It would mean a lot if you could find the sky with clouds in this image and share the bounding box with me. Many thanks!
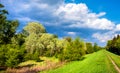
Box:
[1,0,120,46]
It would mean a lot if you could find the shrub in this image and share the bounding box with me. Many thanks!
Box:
[24,51,40,62]
[0,44,25,68]
[59,37,86,61]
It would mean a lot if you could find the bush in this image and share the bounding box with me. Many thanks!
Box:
[59,37,86,61]
[86,43,94,54]
[5,49,20,67]
[24,51,40,62]
[0,44,25,68]
[0,45,7,66]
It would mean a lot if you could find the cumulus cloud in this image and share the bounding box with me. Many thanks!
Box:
[92,23,120,43]
[115,24,120,31]
[2,0,120,45]
[55,3,89,21]
[92,33,112,42]
[92,31,120,43]
[55,3,115,30]
[2,0,63,23]
[2,0,117,30]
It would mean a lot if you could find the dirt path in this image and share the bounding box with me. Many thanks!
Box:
[107,55,120,73]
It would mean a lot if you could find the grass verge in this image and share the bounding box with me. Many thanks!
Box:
[41,50,117,73]
[106,50,120,68]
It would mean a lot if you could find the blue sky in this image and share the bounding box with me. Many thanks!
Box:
[1,0,120,46]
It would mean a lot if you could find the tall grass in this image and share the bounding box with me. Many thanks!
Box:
[4,57,62,73]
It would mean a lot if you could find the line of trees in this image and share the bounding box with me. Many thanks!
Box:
[106,35,120,55]
[0,3,101,68]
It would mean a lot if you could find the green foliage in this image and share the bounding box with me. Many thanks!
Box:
[5,48,20,67]
[23,22,64,62]
[93,43,100,52]
[42,50,117,73]
[0,3,19,44]
[0,45,7,66]
[106,35,120,55]
[39,34,63,57]
[0,4,26,68]
[21,22,45,60]
[86,42,94,54]
[24,52,40,62]
[0,44,25,67]
[11,33,25,46]
[64,37,72,42]
[24,22,46,35]
[59,37,86,61]
[25,33,39,54]
[33,51,41,62]
[24,22,46,55]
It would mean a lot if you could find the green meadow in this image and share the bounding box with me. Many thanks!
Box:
[41,50,118,73]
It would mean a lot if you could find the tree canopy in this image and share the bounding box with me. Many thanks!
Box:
[0,4,19,44]
[106,35,120,55]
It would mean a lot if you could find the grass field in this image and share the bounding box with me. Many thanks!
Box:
[41,50,118,73]
[106,51,120,68]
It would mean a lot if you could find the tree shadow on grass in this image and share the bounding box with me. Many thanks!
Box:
[79,56,86,61]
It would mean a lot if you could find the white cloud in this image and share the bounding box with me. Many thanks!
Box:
[55,3,89,21]
[67,32,76,35]
[92,33,111,42]
[67,31,77,38]
[3,1,117,30]
[92,31,119,43]
[89,18,115,30]
[115,24,120,31]
[97,12,106,17]
[2,0,120,45]
[55,3,115,30]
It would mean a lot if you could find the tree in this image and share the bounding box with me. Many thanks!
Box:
[107,35,120,55]
[59,37,86,61]
[24,51,40,62]
[93,43,99,52]
[0,44,25,68]
[24,22,46,35]
[64,37,72,42]
[11,33,25,47]
[86,42,94,54]
[0,3,25,68]
[0,3,19,44]
[5,48,20,67]
[0,45,7,66]
[39,33,59,56]
[24,22,46,54]
[25,33,38,54]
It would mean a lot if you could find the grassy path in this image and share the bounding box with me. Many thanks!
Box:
[106,51,120,68]
[41,50,118,73]
[107,55,120,73]
[105,51,120,73]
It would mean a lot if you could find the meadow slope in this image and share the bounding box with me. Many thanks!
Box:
[41,50,118,73]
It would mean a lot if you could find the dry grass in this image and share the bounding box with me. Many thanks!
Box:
[5,58,65,73]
